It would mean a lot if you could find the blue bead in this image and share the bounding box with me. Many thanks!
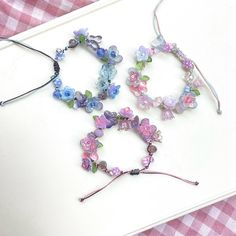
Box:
[110,51,116,58]
[53,77,62,88]
[53,90,61,99]
[97,48,106,58]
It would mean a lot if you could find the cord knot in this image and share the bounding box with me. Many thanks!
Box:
[53,61,60,74]
[130,169,140,176]
[0,101,4,107]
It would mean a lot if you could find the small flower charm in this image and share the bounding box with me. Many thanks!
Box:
[119,107,134,118]
[107,84,120,99]
[136,46,150,62]
[85,97,103,113]
[107,46,123,64]
[137,95,153,110]
[80,136,98,154]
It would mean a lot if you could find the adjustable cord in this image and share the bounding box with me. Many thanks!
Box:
[0,37,60,106]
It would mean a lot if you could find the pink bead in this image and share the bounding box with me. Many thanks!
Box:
[89,152,99,161]
[142,156,154,167]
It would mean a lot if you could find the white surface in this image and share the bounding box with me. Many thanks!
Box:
[0,0,236,236]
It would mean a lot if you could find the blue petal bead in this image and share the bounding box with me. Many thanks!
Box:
[99,64,117,81]
[53,90,62,99]
[60,86,75,101]
[107,84,120,99]
[55,49,65,61]
[53,77,62,88]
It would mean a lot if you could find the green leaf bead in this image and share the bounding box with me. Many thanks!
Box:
[93,115,98,120]
[97,142,103,148]
[79,35,86,44]
[191,88,200,96]
[147,57,152,63]
[136,61,145,70]
[92,162,98,173]
[85,90,93,98]
[66,100,74,108]
[140,75,150,81]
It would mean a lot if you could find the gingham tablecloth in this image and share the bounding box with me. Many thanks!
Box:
[1,1,236,235]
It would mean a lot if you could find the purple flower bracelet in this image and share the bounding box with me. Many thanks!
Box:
[53,28,123,113]
[79,107,198,202]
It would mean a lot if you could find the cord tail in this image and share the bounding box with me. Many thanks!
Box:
[79,170,198,202]
[79,171,129,202]
[140,170,199,185]
[194,61,222,115]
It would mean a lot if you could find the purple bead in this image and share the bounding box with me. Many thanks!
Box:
[109,167,121,176]
[98,161,107,171]
[182,59,194,70]
[147,144,157,154]
[94,129,104,137]
[142,156,154,167]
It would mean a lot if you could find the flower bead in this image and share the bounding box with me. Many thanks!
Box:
[131,115,139,129]
[60,86,75,101]
[162,97,178,110]
[95,115,110,129]
[82,158,92,171]
[96,78,110,92]
[53,90,62,99]
[104,111,118,128]
[107,46,123,64]
[161,109,175,120]
[137,95,153,110]
[99,64,117,81]
[55,49,65,61]
[107,84,120,99]
[152,97,162,108]
[179,92,197,109]
[75,92,87,108]
[137,118,158,143]
[74,28,89,37]
[127,68,141,87]
[130,82,147,97]
[118,120,131,131]
[80,136,98,154]
[136,46,150,62]
[53,77,62,88]
[85,97,103,113]
[119,107,134,118]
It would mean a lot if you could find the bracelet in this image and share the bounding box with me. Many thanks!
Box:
[79,107,198,202]
[53,28,123,113]
[127,41,203,120]
[0,37,60,107]
[126,0,222,120]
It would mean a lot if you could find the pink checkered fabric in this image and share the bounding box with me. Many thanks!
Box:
[139,196,236,236]
[1,1,236,235]
[0,0,96,37]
